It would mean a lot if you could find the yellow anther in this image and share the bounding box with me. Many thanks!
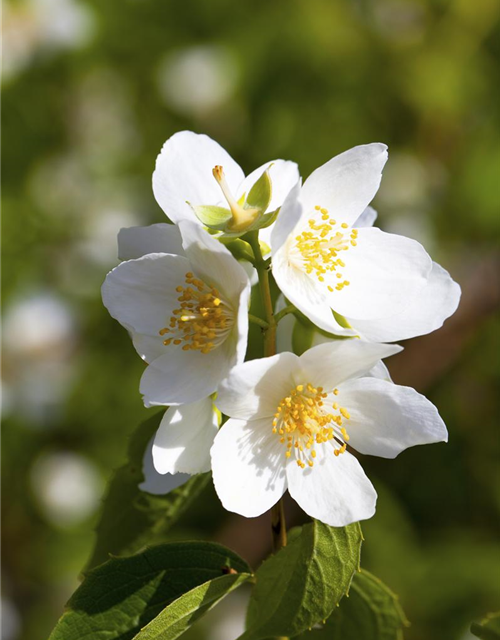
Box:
[293,207,358,289]
[272,382,350,471]
[159,274,232,354]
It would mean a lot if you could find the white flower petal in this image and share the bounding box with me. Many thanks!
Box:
[349,262,461,342]
[117,224,185,261]
[297,340,402,390]
[365,360,392,382]
[101,253,191,336]
[178,220,250,301]
[140,436,191,495]
[153,131,244,224]
[211,417,287,518]
[216,352,300,420]
[270,181,303,253]
[140,346,229,406]
[325,227,432,320]
[286,450,377,526]
[152,398,219,474]
[272,251,355,335]
[131,332,166,363]
[338,377,448,458]
[237,159,300,213]
[353,206,377,228]
[300,143,388,227]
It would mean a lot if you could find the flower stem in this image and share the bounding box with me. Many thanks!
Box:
[274,304,296,325]
[248,314,269,329]
[246,232,288,557]
[246,232,277,358]
[270,499,287,553]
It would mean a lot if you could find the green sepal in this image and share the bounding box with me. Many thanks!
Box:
[190,204,233,230]
[220,237,255,263]
[245,167,272,212]
[332,309,354,330]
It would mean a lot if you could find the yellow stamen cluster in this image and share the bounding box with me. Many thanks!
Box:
[293,205,358,291]
[272,382,351,470]
[159,272,232,354]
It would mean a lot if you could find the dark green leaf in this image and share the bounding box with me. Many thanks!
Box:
[240,520,363,639]
[86,413,210,570]
[471,612,500,640]
[50,542,252,640]
[298,569,409,640]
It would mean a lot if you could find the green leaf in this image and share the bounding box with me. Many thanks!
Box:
[190,204,232,230]
[245,168,272,212]
[240,520,363,639]
[86,413,210,570]
[471,612,500,640]
[50,542,252,640]
[298,569,409,639]
[133,572,250,640]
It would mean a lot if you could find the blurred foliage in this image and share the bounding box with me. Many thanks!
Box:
[2,1,499,639]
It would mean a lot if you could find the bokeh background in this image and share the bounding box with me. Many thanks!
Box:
[2,0,500,638]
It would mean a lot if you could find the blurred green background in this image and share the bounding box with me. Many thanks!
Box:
[2,0,500,638]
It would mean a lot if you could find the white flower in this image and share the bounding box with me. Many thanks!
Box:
[152,130,299,232]
[211,341,447,527]
[140,436,191,496]
[102,220,251,405]
[271,145,460,341]
[152,396,220,474]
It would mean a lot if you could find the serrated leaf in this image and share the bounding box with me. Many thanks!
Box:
[50,542,252,640]
[240,520,362,639]
[245,168,272,212]
[190,204,232,230]
[471,612,500,640]
[298,569,409,640]
[86,413,210,570]
[133,572,250,640]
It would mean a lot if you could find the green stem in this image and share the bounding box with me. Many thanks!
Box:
[248,314,269,330]
[274,304,296,325]
[246,232,277,358]
[247,232,288,561]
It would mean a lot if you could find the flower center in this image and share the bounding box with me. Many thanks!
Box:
[159,272,233,354]
[291,205,358,292]
[272,382,351,469]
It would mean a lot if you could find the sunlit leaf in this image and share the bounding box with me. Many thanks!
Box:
[240,520,363,639]
[49,542,251,640]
